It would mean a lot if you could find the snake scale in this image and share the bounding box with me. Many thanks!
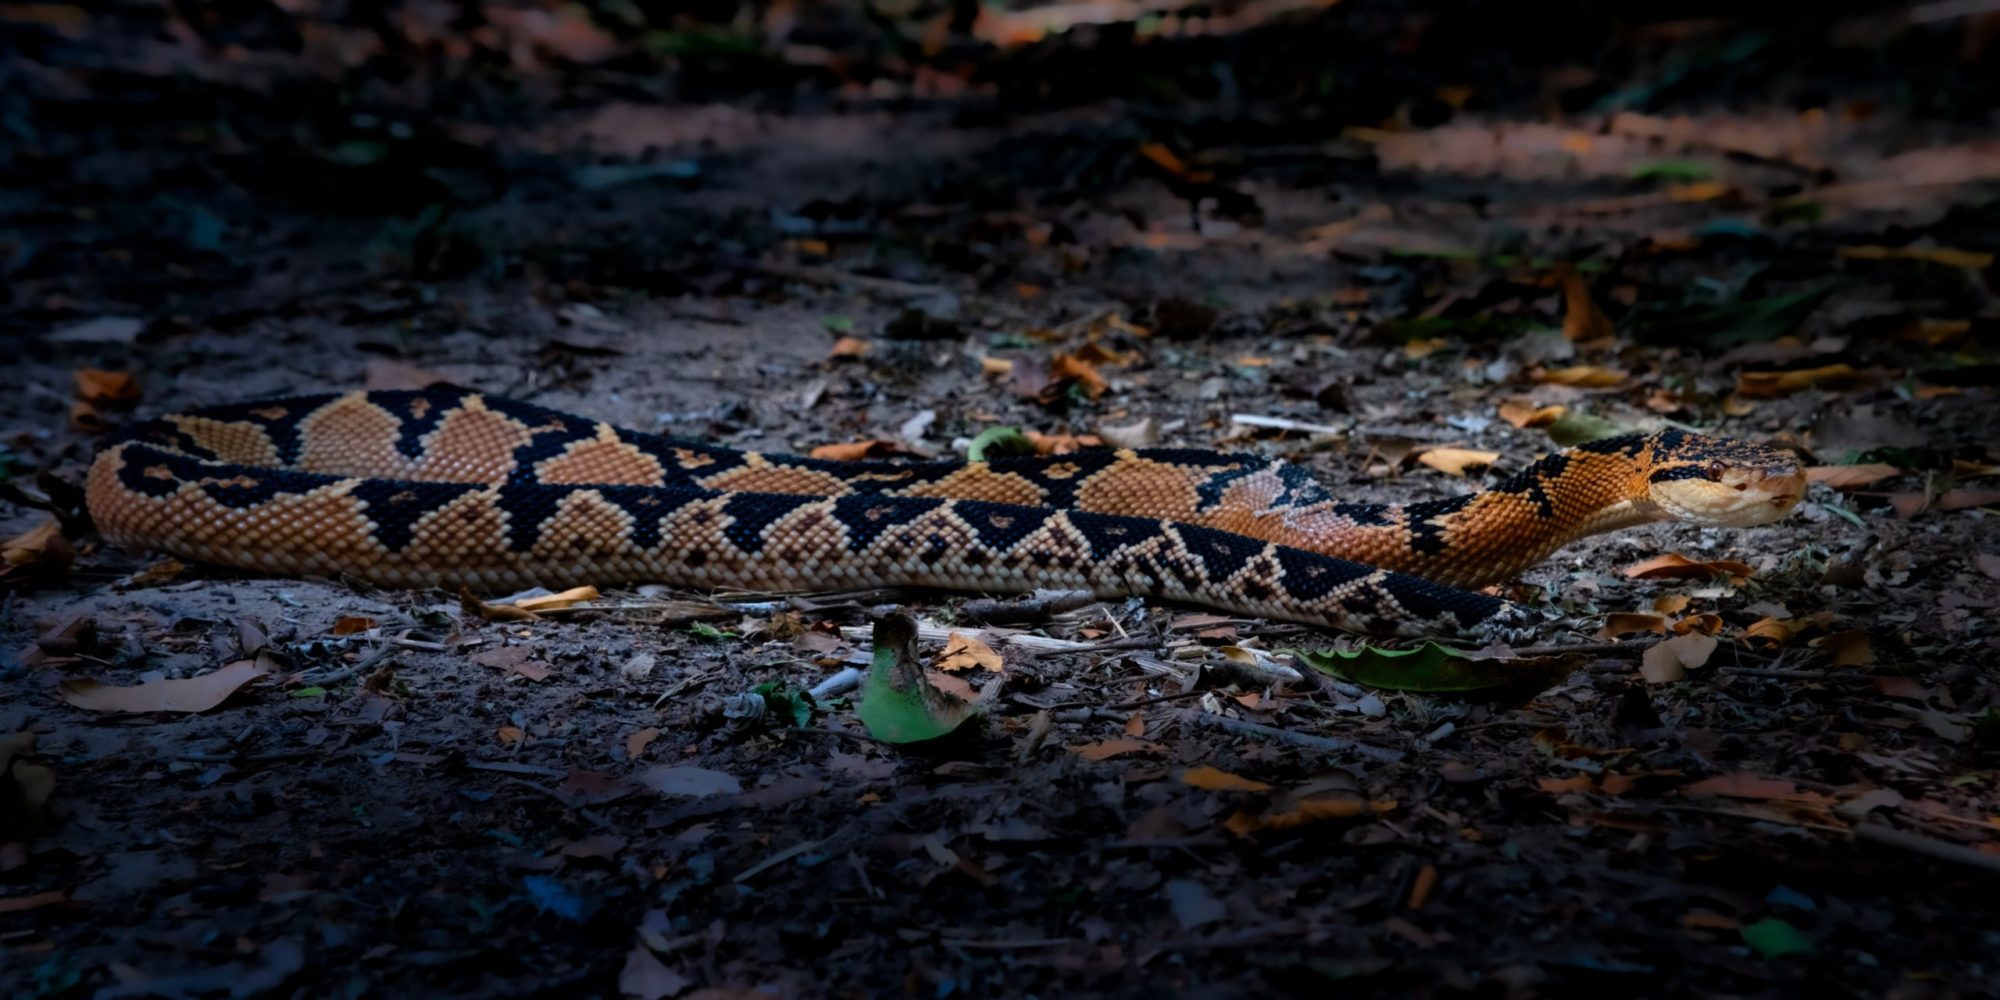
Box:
[84,388,1806,638]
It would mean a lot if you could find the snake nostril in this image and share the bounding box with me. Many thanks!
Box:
[1734,483,1748,492]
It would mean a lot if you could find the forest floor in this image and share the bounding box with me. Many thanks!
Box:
[3,3,1999,997]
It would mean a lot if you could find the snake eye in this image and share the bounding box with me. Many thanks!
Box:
[1706,461,1726,481]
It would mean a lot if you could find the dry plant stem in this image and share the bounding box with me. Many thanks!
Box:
[1178,710,1404,764]
[1854,824,2000,877]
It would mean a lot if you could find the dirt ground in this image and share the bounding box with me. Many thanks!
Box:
[4,3,2000,997]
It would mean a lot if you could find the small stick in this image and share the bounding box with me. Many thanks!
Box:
[1179,710,1403,764]
[1854,824,2000,877]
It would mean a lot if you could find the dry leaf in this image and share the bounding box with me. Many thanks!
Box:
[497,726,525,746]
[1181,766,1273,793]
[1047,353,1109,398]
[363,359,450,391]
[1938,489,2000,511]
[1069,739,1163,761]
[1806,464,1901,489]
[1538,775,1594,794]
[1537,365,1627,388]
[1073,342,1137,366]
[1811,630,1874,667]
[1497,398,1567,428]
[1,520,74,581]
[828,336,870,360]
[1745,617,1799,648]
[73,368,141,405]
[1229,796,1395,834]
[1735,364,1872,399]
[936,633,1003,673]
[1672,613,1724,636]
[926,670,977,700]
[59,659,270,713]
[1680,774,1825,803]
[1976,554,2000,581]
[979,356,1014,377]
[1416,448,1500,477]
[1641,633,1719,683]
[1558,265,1615,342]
[515,586,600,612]
[1623,553,1755,582]
[1024,430,1104,455]
[1652,594,1693,614]
[1838,244,1994,269]
[1597,612,1669,639]
[330,616,378,636]
[1096,417,1160,450]
[460,588,540,622]
[626,727,661,759]
[808,439,915,461]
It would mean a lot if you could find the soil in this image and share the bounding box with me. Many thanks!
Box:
[3,3,1999,997]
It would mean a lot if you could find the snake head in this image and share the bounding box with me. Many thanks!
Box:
[1644,434,1805,528]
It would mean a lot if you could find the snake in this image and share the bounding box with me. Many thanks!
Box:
[82,388,1806,638]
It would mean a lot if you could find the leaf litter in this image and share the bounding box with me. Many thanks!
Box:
[4,4,1999,996]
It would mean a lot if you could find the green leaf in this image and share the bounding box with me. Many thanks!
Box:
[689,621,737,641]
[966,427,1034,462]
[1543,410,1641,448]
[753,681,815,728]
[856,614,982,743]
[290,687,328,699]
[821,315,855,333]
[1289,642,1585,694]
[1629,284,1840,349]
[1740,917,1815,958]
[1629,159,1713,182]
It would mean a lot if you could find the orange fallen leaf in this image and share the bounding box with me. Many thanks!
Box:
[1024,429,1104,455]
[1641,632,1718,683]
[828,336,871,360]
[460,588,540,622]
[809,439,916,461]
[330,616,378,636]
[73,368,141,405]
[626,726,661,759]
[1538,775,1595,794]
[1073,342,1137,366]
[1745,617,1798,648]
[1680,773,1824,803]
[1735,364,1872,399]
[1497,398,1567,429]
[1402,338,1449,360]
[1,520,74,581]
[1408,863,1438,910]
[1181,765,1273,793]
[1672,613,1724,636]
[936,633,1003,673]
[1558,265,1615,343]
[1597,612,1669,639]
[926,670,977,700]
[1811,630,1874,667]
[1623,553,1755,582]
[363,359,451,391]
[1537,365,1627,388]
[1047,353,1109,399]
[1070,738,1163,761]
[1416,448,1500,477]
[1652,594,1693,614]
[1938,489,2000,511]
[59,659,271,713]
[980,356,1014,377]
[1230,796,1396,834]
[1806,464,1901,489]
[497,725,525,746]
[1838,245,1994,270]
[515,586,600,612]
[1125,712,1146,737]
[0,890,69,915]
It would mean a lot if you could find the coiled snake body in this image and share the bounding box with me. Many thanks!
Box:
[85,389,1805,637]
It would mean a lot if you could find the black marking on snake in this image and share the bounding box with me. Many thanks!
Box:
[191,394,338,466]
[1177,524,1265,581]
[1381,572,1502,626]
[1272,463,1333,508]
[1274,545,1374,601]
[1192,463,1260,512]
[112,419,217,461]
[115,445,211,499]
[370,389,466,459]
[594,485,706,550]
[350,478,483,551]
[831,493,946,551]
[1005,450,1119,508]
[1649,465,1708,483]
[483,396,603,474]
[1134,448,1246,468]
[1575,433,1648,457]
[616,428,751,485]
[1333,502,1395,527]
[721,492,820,553]
[953,500,1056,552]
[1402,494,1474,555]
[1067,511,1159,561]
